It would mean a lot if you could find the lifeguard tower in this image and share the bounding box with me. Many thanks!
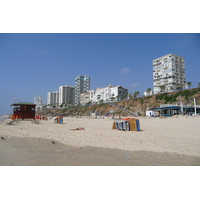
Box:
[11,102,36,120]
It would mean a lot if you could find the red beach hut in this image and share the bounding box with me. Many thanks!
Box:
[11,102,36,120]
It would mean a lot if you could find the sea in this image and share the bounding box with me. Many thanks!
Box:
[0,115,10,121]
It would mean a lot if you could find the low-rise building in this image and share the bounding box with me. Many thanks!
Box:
[144,91,154,97]
[80,92,90,105]
[89,84,128,104]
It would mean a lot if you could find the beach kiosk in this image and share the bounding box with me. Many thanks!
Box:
[11,102,36,120]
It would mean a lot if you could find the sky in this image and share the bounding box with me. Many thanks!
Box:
[0,33,200,115]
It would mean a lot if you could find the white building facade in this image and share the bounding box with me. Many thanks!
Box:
[80,92,90,105]
[47,91,59,107]
[89,84,128,104]
[59,85,75,106]
[144,91,154,97]
[75,75,90,105]
[34,95,45,111]
[153,53,186,94]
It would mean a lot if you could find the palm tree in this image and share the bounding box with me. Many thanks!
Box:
[146,88,152,96]
[159,85,166,93]
[198,82,200,88]
[86,101,92,106]
[99,99,104,104]
[116,95,119,101]
[133,91,140,98]
[176,86,183,91]
[124,91,128,100]
[110,97,116,102]
[128,93,133,99]
[170,86,174,92]
[187,82,192,89]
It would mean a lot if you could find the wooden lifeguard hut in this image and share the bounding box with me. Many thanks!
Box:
[11,102,36,120]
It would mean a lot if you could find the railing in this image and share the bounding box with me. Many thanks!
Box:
[112,104,138,117]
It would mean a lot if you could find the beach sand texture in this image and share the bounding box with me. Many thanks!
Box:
[1,116,200,156]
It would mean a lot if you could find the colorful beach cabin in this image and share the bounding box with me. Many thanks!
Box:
[11,102,36,120]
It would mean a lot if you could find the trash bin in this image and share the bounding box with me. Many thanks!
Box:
[135,119,140,131]
[60,116,63,124]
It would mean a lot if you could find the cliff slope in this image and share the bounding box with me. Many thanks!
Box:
[37,88,200,117]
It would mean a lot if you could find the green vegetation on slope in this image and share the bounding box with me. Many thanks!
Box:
[156,88,200,104]
[38,88,200,117]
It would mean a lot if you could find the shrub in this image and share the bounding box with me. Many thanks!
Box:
[155,89,200,104]
[156,93,168,101]
[139,98,144,104]
[99,103,107,107]
[62,108,68,113]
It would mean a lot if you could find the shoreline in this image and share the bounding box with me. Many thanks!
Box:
[1,136,200,166]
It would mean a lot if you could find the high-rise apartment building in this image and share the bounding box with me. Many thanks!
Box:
[34,95,44,111]
[59,85,75,106]
[75,75,90,105]
[47,91,59,107]
[153,53,186,94]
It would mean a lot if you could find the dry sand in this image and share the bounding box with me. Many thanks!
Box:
[1,116,200,165]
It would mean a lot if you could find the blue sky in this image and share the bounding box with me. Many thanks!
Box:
[0,33,200,115]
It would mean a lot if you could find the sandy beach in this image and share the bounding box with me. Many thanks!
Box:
[1,116,200,165]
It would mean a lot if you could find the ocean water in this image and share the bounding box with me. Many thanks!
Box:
[0,115,10,121]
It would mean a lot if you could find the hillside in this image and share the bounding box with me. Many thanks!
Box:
[37,88,200,117]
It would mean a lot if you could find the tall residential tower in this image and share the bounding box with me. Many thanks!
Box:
[47,91,59,107]
[75,75,90,105]
[59,85,75,106]
[153,53,186,94]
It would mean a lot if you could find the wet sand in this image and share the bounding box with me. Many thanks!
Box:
[1,136,200,166]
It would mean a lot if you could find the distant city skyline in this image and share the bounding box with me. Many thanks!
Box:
[1,33,200,115]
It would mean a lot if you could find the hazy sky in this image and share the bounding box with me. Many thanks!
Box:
[0,33,200,115]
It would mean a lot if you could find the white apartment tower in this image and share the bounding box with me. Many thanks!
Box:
[153,53,186,94]
[47,91,59,107]
[59,85,75,106]
[75,75,90,105]
[34,95,44,111]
